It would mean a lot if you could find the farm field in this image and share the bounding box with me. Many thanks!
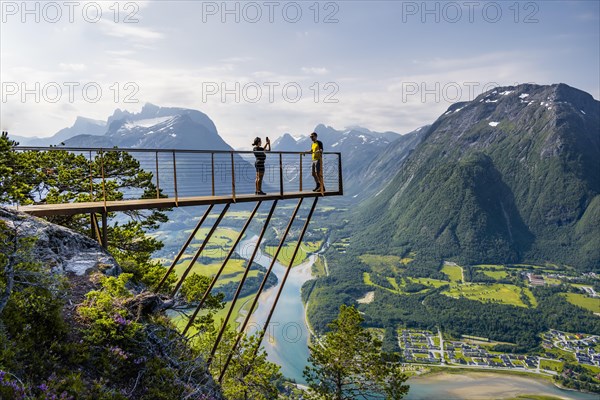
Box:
[441,264,463,283]
[171,293,256,335]
[331,237,350,253]
[173,258,262,286]
[359,254,403,274]
[475,265,509,280]
[563,293,600,313]
[264,240,323,267]
[540,359,564,373]
[188,227,241,250]
[444,283,537,307]
[362,262,543,308]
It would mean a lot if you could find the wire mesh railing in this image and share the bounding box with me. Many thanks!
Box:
[12,147,342,208]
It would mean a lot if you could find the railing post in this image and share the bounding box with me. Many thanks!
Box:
[101,212,108,248]
[231,152,236,201]
[299,153,303,192]
[279,153,284,197]
[211,153,215,196]
[155,151,160,199]
[100,149,107,212]
[172,151,179,206]
[338,153,343,194]
[88,150,94,201]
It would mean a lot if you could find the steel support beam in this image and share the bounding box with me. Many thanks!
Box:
[207,201,278,368]
[155,204,214,292]
[252,197,318,359]
[183,201,262,336]
[218,198,304,382]
[171,203,231,296]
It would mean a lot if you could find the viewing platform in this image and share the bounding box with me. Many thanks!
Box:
[9,145,343,379]
[12,146,343,217]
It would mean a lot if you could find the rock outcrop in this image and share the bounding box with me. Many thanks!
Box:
[0,207,119,276]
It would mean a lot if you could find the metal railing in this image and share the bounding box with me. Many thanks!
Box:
[13,146,343,208]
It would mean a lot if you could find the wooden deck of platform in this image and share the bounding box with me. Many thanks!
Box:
[13,190,340,217]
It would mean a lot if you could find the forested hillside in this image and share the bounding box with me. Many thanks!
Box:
[354,83,599,271]
[304,84,600,355]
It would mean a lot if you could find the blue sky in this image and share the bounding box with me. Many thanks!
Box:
[1,0,599,148]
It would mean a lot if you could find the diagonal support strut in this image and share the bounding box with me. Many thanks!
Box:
[251,197,318,359]
[155,204,214,292]
[218,198,304,382]
[171,203,231,297]
[182,201,262,336]
[207,200,278,367]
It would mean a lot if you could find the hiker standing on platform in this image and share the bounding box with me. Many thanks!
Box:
[307,132,324,192]
[252,136,270,195]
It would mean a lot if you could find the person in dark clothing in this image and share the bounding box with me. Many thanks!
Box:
[252,136,270,195]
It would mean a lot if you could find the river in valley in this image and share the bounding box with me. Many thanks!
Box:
[236,236,598,399]
[238,235,315,383]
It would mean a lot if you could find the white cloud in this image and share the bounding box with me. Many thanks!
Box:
[97,19,164,41]
[1,2,598,150]
[59,63,87,71]
[301,67,329,75]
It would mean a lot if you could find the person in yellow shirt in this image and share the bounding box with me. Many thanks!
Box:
[307,132,325,192]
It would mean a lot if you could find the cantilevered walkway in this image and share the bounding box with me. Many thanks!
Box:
[14,146,342,217]
[12,146,342,380]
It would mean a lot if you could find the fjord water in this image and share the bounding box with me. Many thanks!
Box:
[405,373,599,400]
[237,237,597,399]
[239,235,314,384]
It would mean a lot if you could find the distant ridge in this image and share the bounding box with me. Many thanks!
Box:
[353,83,599,271]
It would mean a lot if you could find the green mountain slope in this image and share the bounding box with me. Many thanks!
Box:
[354,83,599,271]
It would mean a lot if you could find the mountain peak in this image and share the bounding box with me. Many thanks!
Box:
[356,83,599,270]
[72,116,105,128]
[141,103,160,115]
[272,133,298,149]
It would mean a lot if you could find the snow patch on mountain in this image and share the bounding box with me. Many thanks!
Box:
[124,116,174,129]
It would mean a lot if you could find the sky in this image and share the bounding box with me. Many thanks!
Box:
[1,0,599,148]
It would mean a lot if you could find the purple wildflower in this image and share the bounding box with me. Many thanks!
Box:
[109,346,128,360]
[133,356,147,365]
[113,314,130,326]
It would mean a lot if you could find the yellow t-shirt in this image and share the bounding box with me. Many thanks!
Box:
[311,140,323,161]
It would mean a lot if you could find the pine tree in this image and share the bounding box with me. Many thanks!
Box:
[303,304,409,399]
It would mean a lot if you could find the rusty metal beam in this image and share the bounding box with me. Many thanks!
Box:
[207,201,278,367]
[252,197,318,359]
[171,203,231,297]
[182,201,262,336]
[155,204,214,292]
[218,198,304,382]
